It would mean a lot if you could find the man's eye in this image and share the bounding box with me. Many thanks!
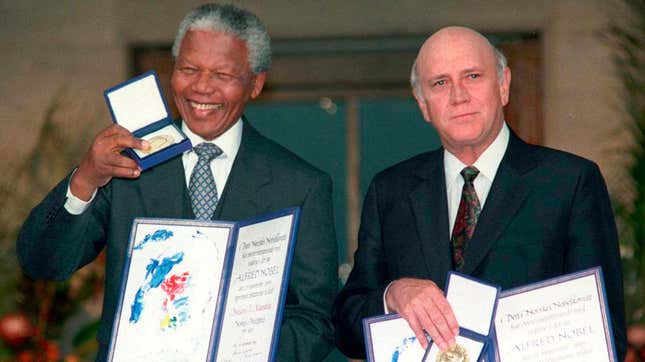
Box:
[468,73,481,79]
[433,80,446,87]
[180,67,198,74]
[214,73,235,81]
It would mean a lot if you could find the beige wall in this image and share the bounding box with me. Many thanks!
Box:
[1,0,127,174]
[0,0,628,194]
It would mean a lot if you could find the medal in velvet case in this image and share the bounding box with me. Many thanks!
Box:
[104,70,191,170]
[424,272,501,362]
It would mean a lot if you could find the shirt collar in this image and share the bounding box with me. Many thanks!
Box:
[181,118,243,158]
[444,122,510,183]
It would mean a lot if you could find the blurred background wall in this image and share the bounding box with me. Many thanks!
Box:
[0,0,628,188]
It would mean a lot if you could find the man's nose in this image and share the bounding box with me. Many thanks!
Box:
[192,72,215,94]
[450,81,470,104]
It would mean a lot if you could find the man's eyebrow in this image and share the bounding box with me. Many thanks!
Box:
[427,73,449,82]
[461,67,484,74]
[427,67,485,80]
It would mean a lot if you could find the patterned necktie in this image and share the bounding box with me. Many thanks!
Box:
[189,143,222,220]
[451,166,481,270]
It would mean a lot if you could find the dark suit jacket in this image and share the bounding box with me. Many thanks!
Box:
[333,131,626,360]
[17,121,338,362]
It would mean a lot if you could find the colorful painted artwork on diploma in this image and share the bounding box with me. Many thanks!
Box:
[128,229,193,331]
[392,336,421,362]
[111,223,228,360]
[133,229,174,250]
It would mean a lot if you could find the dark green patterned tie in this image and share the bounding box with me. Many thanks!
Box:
[451,166,481,270]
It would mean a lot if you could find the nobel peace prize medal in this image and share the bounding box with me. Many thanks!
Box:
[436,343,469,362]
[143,134,175,154]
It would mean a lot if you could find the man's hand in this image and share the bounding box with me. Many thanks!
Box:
[386,277,459,350]
[70,124,149,200]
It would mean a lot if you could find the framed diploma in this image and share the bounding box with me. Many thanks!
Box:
[104,70,192,170]
[107,207,300,362]
[212,209,300,361]
[363,313,428,362]
[492,267,617,362]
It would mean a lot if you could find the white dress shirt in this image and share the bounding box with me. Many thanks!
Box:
[181,118,242,195]
[64,118,243,215]
[444,122,509,235]
[383,122,510,312]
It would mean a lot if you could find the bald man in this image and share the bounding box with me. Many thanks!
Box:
[332,26,626,360]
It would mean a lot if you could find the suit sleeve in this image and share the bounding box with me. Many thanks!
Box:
[16,172,109,281]
[332,179,390,359]
[565,163,626,361]
[276,173,338,362]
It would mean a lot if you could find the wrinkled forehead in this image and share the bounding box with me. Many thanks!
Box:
[417,28,497,77]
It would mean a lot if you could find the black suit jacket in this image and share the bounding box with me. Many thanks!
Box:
[17,121,338,361]
[333,131,626,360]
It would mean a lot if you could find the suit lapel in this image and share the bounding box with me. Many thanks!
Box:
[138,155,191,219]
[215,121,272,220]
[410,150,453,282]
[461,132,536,274]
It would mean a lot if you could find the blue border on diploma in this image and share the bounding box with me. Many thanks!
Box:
[106,217,237,362]
[484,326,497,361]
[210,206,301,362]
[104,70,192,170]
[491,266,617,362]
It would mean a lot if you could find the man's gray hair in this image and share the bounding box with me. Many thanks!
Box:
[410,43,508,96]
[172,3,271,74]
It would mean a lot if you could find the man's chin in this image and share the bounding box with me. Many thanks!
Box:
[184,115,220,127]
[445,129,483,143]
[185,119,237,140]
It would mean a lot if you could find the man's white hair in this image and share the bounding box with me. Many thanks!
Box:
[172,3,271,74]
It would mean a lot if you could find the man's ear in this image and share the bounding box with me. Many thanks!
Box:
[413,89,432,123]
[499,67,511,106]
[251,72,267,99]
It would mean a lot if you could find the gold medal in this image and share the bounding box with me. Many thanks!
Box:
[436,344,469,362]
[143,134,175,154]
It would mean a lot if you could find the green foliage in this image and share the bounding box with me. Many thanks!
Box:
[0,89,105,360]
[609,0,645,325]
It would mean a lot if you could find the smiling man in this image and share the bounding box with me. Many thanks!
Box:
[333,26,626,361]
[17,4,337,361]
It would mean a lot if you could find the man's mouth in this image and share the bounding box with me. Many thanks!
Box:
[189,100,223,110]
[452,112,477,120]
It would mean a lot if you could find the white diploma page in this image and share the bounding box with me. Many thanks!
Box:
[109,220,232,362]
[364,314,427,362]
[493,268,616,362]
[215,213,295,362]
